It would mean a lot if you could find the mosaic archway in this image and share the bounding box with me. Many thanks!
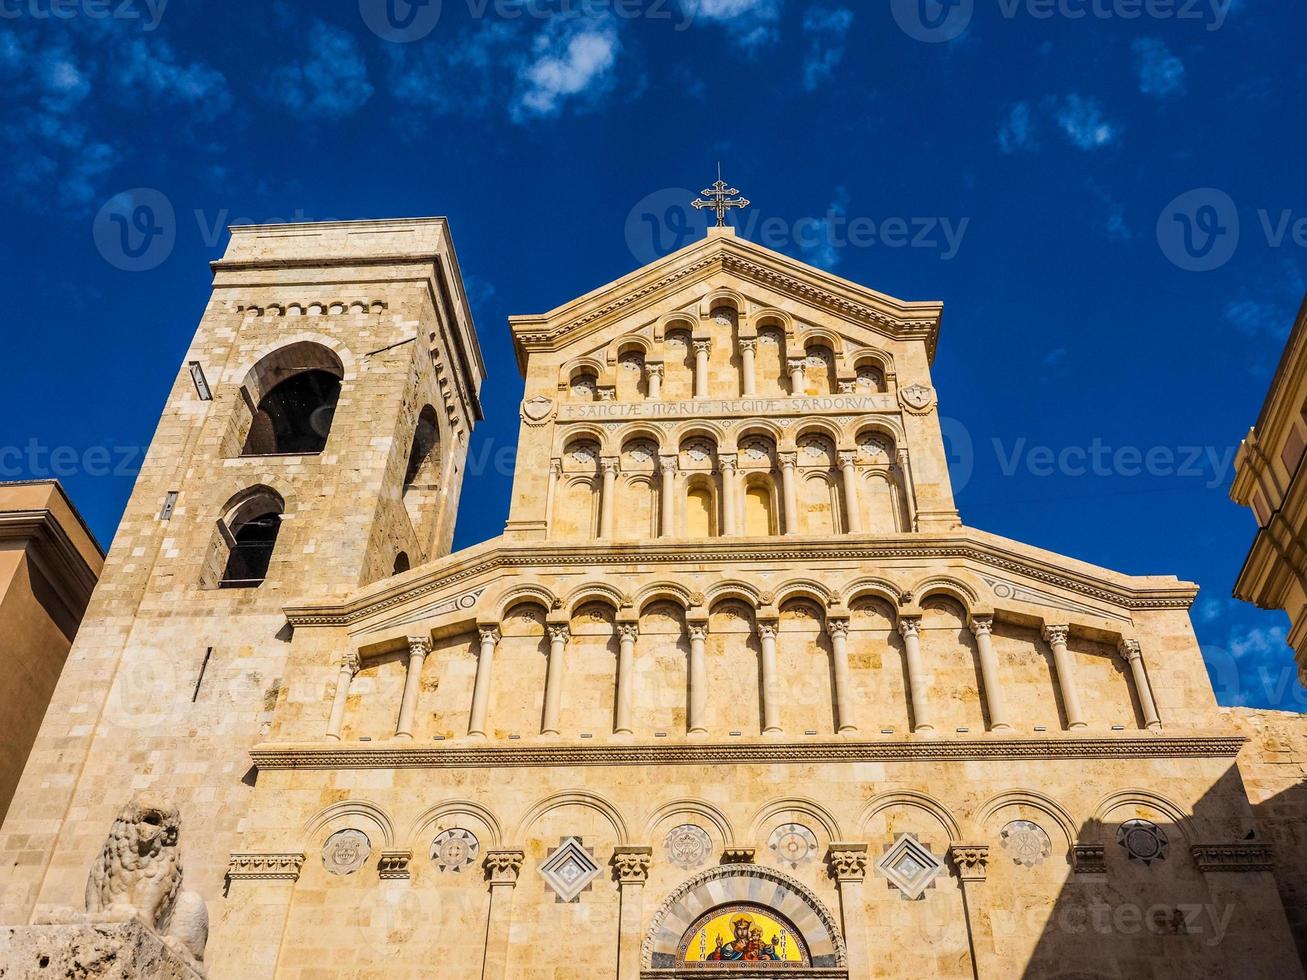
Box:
[642,864,846,972]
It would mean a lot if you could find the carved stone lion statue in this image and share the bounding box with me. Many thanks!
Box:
[85,794,208,964]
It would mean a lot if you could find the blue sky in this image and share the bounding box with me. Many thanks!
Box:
[1,0,1303,710]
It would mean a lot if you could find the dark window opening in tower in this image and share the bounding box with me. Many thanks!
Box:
[220,511,281,588]
[241,369,342,456]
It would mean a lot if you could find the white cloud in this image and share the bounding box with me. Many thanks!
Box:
[1229,624,1288,661]
[515,16,620,119]
[267,18,373,120]
[1132,37,1185,99]
[801,7,853,91]
[686,0,782,49]
[1223,260,1305,341]
[1052,94,1118,150]
[799,186,850,271]
[997,101,1037,153]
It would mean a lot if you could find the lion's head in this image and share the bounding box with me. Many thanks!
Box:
[87,793,183,923]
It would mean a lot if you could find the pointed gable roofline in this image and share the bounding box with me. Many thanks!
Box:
[508,227,944,376]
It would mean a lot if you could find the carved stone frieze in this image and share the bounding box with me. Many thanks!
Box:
[226,852,306,881]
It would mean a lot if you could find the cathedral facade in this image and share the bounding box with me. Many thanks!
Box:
[0,216,1301,978]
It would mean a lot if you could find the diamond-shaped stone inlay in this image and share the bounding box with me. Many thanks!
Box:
[539,837,600,903]
[877,834,943,901]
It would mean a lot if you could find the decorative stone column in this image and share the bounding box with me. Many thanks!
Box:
[719,454,739,536]
[837,451,862,533]
[687,621,709,736]
[659,456,678,538]
[612,847,653,980]
[949,844,995,980]
[1043,625,1087,730]
[645,362,663,401]
[827,619,858,733]
[481,850,525,980]
[897,448,918,532]
[468,626,499,738]
[693,339,712,398]
[739,339,757,395]
[779,452,800,535]
[326,650,360,740]
[827,844,869,976]
[599,457,619,539]
[615,623,638,735]
[757,621,782,735]
[542,625,570,736]
[787,356,806,395]
[395,636,431,739]
[898,618,934,734]
[545,458,561,538]
[1118,639,1162,730]
[969,617,1011,733]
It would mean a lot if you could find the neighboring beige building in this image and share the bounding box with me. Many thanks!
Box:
[0,480,102,825]
[1231,293,1307,679]
[0,216,1303,978]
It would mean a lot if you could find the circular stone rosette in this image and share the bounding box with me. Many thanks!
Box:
[1000,820,1052,868]
[1118,819,1169,865]
[323,829,371,876]
[431,828,480,874]
[663,824,712,870]
[768,823,818,869]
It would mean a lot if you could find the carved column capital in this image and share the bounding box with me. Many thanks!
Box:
[407,636,432,658]
[644,362,665,379]
[484,849,526,885]
[949,844,989,882]
[778,451,798,469]
[718,453,739,473]
[827,619,851,639]
[226,852,305,881]
[787,357,807,374]
[659,455,679,474]
[617,623,639,642]
[721,846,756,864]
[969,616,994,637]
[600,457,620,475]
[341,650,361,676]
[550,458,563,477]
[687,624,709,642]
[378,849,413,879]
[826,843,868,881]
[756,622,779,641]
[1117,638,1143,664]
[897,618,921,639]
[1072,843,1106,875]
[838,380,856,393]
[837,450,858,469]
[1042,624,1070,646]
[598,388,616,401]
[692,339,713,355]
[738,338,757,354]
[478,626,501,647]
[611,846,653,884]
[548,625,571,645]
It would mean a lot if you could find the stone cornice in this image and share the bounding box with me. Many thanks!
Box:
[282,531,1197,630]
[1190,842,1275,872]
[225,852,305,881]
[0,508,102,617]
[249,736,1244,771]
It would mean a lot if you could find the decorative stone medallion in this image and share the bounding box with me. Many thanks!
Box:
[539,837,601,903]
[877,834,943,900]
[663,824,712,870]
[768,823,818,870]
[322,829,371,876]
[520,396,556,425]
[899,383,937,414]
[431,828,480,874]
[1000,820,1052,868]
[1118,819,1169,866]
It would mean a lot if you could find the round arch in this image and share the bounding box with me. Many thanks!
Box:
[514,790,630,846]
[974,789,1078,850]
[748,797,844,842]
[407,799,505,851]
[642,799,736,846]
[643,864,847,970]
[858,790,962,843]
[303,800,396,850]
[1088,789,1195,845]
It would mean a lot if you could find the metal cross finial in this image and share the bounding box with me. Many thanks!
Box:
[692,165,750,228]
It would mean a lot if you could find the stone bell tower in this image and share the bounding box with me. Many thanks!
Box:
[0,218,485,927]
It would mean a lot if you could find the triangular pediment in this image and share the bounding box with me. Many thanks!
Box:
[509,228,944,372]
